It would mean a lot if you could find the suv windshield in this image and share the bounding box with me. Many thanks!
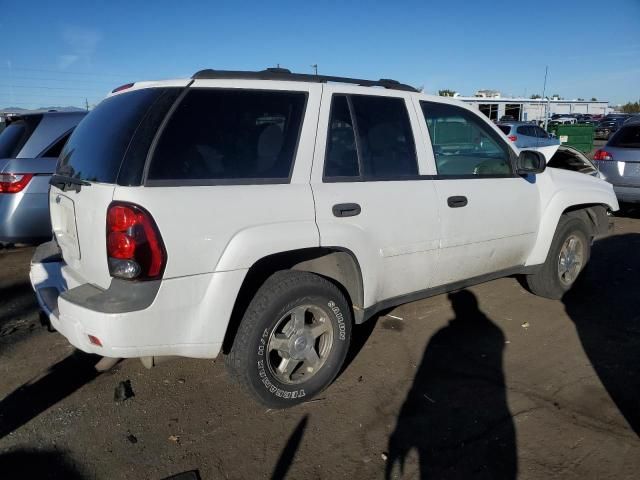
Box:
[609,125,640,148]
[57,88,165,183]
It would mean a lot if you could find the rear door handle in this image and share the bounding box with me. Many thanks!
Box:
[447,196,468,208]
[332,203,361,217]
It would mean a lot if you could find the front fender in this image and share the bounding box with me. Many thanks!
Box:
[525,172,618,266]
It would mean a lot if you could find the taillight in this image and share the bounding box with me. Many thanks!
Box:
[0,173,34,193]
[106,202,166,280]
[508,135,517,142]
[594,149,614,161]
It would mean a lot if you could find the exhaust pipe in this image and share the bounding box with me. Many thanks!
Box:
[140,356,176,369]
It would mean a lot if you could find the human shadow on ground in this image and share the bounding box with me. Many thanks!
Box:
[0,350,101,440]
[386,290,517,479]
[562,233,640,436]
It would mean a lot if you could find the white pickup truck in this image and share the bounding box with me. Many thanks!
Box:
[30,68,617,407]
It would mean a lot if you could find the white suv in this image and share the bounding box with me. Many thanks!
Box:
[30,68,618,407]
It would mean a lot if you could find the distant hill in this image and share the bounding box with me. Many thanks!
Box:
[1,106,86,114]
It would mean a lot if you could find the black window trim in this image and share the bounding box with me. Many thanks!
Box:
[322,93,420,183]
[420,100,518,179]
[142,85,309,187]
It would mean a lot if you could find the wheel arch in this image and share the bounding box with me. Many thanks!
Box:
[221,247,365,355]
[526,192,615,266]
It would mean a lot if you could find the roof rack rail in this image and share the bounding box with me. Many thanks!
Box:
[191,68,418,92]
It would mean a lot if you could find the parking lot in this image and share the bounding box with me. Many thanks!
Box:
[0,202,638,479]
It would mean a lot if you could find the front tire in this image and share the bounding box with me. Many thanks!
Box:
[525,216,591,300]
[225,270,352,408]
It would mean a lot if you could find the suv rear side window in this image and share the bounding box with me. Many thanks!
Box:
[516,125,533,136]
[324,94,418,180]
[147,89,307,183]
[421,101,513,176]
[57,88,165,182]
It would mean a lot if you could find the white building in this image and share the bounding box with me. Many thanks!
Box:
[455,96,610,122]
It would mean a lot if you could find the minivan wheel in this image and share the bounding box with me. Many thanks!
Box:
[225,270,352,408]
[525,216,590,300]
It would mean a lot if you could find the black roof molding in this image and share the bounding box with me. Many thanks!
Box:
[191,68,418,92]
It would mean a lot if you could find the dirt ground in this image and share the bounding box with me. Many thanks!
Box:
[1,207,639,480]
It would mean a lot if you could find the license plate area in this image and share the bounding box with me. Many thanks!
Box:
[50,190,81,263]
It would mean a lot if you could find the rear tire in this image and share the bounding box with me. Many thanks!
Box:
[225,270,352,408]
[525,216,591,300]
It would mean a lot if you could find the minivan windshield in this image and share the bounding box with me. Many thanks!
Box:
[57,88,164,183]
[609,125,640,148]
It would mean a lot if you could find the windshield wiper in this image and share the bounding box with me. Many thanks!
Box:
[50,174,91,193]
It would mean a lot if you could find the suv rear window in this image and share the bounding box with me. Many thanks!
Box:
[497,125,511,135]
[609,125,640,148]
[0,115,42,158]
[57,88,165,183]
[323,94,418,180]
[147,89,307,183]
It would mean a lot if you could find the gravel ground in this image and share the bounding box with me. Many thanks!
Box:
[0,205,639,480]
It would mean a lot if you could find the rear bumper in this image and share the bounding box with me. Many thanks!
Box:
[613,185,640,204]
[30,241,247,359]
[0,191,51,244]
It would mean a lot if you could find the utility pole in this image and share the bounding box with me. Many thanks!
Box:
[311,64,318,76]
[85,98,89,111]
[541,66,549,130]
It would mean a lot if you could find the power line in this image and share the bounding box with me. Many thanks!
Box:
[0,92,105,99]
[0,84,108,92]
[1,75,121,85]
[0,67,140,79]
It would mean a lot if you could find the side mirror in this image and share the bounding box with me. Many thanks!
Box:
[516,150,546,174]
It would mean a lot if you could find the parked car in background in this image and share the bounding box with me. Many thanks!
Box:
[578,118,599,126]
[593,120,640,203]
[30,68,616,408]
[499,115,516,122]
[550,114,577,124]
[595,117,626,140]
[624,114,640,124]
[497,122,560,149]
[0,111,86,244]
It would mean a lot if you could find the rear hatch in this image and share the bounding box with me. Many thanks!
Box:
[50,86,182,288]
[601,125,640,186]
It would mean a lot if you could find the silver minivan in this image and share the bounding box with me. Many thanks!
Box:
[594,121,640,203]
[0,111,86,244]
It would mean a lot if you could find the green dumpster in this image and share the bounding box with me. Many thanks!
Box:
[546,124,594,154]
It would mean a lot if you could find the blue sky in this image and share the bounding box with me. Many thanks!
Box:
[1,0,639,108]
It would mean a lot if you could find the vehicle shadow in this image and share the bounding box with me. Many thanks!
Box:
[562,233,640,435]
[0,281,40,335]
[0,448,85,479]
[0,350,101,440]
[616,203,640,220]
[386,290,517,479]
